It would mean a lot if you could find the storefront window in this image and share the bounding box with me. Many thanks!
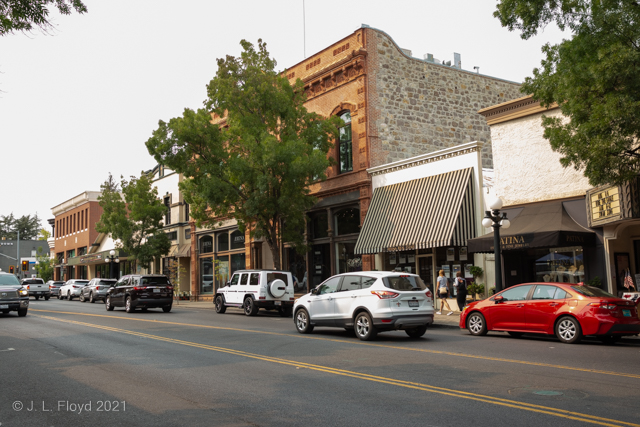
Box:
[383,250,416,274]
[200,236,213,254]
[218,232,229,252]
[335,208,360,235]
[535,247,584,283]
[200,257,214,293]
[230,230,245,250]
[310,211,328,239]
[231,253,246,273]
[336,241,360,273]
[216,255,229,290]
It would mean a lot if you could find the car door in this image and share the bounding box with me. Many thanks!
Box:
[332,275,362,324]
[525,285,567,332]
[225,273,242,304]
[236,273,249,302]
[112,276,130,306]
[484,285,533,331]
[308,276,342,325]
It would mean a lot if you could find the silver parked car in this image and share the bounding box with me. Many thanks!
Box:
[80,278,116,303]
[58,279,90,300]
[46,280,65,297]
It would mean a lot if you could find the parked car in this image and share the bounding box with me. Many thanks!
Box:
[58,279,90,300]
[46,280,65,297]
[0,272,29,316]
[460,282,640,344]
[105,274,173,313]
[80,278,117,303]
[214,270,295,317]
[20,278,51,300]
[293,271,435,341]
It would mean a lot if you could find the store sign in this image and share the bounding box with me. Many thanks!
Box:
[589,186,621,225]
[80,254,104,264]
[497,234,534,250]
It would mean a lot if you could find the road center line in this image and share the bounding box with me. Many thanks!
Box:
[31,309,640,380]
[36,314,640,427]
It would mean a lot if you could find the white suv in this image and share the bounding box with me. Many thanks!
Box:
[214,270,295,317]
[293,271,434,340]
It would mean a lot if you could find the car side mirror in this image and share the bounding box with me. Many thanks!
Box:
[494,295,504,304]
[311,288,318,295]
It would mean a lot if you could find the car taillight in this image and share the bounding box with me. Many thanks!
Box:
[589,302,617,310]
[425,289,433,298]
[166,286,173,290]
[24,285,30,290]
[133,286,147,290]
[371,290,399,299]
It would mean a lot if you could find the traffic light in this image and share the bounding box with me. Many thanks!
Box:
[21,260,28,271]
[9,265,14,274]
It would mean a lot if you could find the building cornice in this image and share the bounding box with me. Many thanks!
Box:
[51,191,103,216]
[478,95,559,125]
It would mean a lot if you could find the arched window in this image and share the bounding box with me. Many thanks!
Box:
[338,111,353,173]
[334,207,360,235]
[200,235,213,254]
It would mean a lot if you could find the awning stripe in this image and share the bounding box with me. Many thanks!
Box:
[355,168,476,254]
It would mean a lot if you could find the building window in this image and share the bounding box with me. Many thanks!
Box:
[218,232,229,252]
[184,203,189,222]
[166,231,177,241]
[335,207,360,235]
[164,196,171,225]
[185,228,191,240]
[230,230,245,250]
[310,211,328,240]
[200,235,213,253]
[338,111,353,173]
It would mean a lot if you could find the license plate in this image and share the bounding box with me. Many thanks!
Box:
[0,304,8,309]
[274,301,281,306]
[623,309,631,317]
[153,288,160,293]
[408,301,419,307]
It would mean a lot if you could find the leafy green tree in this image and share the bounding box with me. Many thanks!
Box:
[34,246,54,282]
[96,173,171,270]
[1,0,87,36]
[146,39,341,269]
[0,213,41,240]
[38,228,51,240]
[495,0,640,186]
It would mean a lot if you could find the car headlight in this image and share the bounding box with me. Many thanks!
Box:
[19,289,28,296]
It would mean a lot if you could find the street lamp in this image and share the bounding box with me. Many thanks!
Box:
[105,250,119,279]
[482,197,510,294]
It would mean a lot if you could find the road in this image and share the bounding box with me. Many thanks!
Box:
[1,298,639,427]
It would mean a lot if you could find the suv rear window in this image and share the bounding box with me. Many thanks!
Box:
[140,276,170,285]
[23,279,45,284]
[267,273,288,284]
[383,275,426,291]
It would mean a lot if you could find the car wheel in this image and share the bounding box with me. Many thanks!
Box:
[214,295,226,314]
[279,306,293,317]
[243,297,258,316]
[35,295,39,300]
[105,296,114,311]
[467,312,488,336]
[57,293,63,300]
[162,305,172,313]
[508,331,524,338]
[17,308,27,317]
[89,292,95,303]
[79,292,86,302]
[67,291,73,301]
[125,297,135,313]
[556,316,582,344]
[355,312,377,341]
[44,296,50,301]
[405,325,428,339]
[295,308,314,334]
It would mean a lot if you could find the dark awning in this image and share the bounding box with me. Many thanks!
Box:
[467,199,596,253]
[354,168,477,254]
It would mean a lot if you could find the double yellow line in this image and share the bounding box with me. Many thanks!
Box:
[37,314,640,427]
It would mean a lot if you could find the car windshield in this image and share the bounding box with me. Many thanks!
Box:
[571,285,616,298]
[0,274,21,287]
[98,280,116,286]
[140,277,170,285]
[383,275,426,291]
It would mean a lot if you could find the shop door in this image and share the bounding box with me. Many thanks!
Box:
[312,244,331,287]
[417,255,434,294]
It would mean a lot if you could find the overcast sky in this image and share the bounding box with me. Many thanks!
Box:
[0,0,566,231]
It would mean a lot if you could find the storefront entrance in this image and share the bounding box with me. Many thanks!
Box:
[417,255,434,293]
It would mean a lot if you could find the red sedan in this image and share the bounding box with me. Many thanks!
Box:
[459,282,640,344]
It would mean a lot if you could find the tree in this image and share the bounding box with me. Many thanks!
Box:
[96,172,171,270]
[146,39,341,269]
[1,0,87,36]
[0,213,41,240]
[38,228,51,240]
[34,246,54,282]
[494,0,640,186]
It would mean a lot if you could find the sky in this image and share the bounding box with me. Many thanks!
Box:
[0,0,567,231]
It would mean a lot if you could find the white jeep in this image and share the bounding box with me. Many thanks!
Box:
[214,270,295,317]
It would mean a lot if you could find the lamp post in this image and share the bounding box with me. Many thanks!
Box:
[482,197,510,294]
[104,250,119,279]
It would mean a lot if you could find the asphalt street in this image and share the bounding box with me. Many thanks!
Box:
[1,298,639,427]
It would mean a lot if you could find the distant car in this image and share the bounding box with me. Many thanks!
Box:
[20,278,51,300]
[58,279,90,300]
[80,278,117,303]
[46,280,65,297]
[293,271,435,341]
[105,274,173,313]
[460,282,640,344]
[0,272,29,316]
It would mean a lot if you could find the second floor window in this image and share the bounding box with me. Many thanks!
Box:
[164,197,171,225]
[339,111,353,173]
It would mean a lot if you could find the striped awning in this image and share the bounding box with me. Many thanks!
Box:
[354,168,477,254]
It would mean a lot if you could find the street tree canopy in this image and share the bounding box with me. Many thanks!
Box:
[0,0,87,36]
[96,173,171,270]
[495,0,640,186]
[146,39,341,269]
[0,213,42,240]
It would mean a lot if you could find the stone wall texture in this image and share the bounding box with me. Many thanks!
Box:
[491,109,592,206]
[366,28,523,168]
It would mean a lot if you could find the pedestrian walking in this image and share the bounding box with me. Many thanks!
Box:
[436,270,453,315]
[454,271,467,312]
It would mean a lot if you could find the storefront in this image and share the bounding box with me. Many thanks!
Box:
[197,228,246,297]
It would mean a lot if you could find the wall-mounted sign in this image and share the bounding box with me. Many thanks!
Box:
[589,186,621,225]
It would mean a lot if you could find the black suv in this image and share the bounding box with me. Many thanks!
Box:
[105,274,173,313]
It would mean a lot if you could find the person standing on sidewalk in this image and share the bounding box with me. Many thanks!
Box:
[436,270,453,315]
[454,271,467,312]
